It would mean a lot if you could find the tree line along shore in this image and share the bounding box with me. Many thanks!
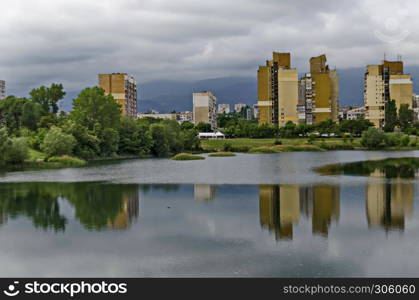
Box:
[1,83,419,170]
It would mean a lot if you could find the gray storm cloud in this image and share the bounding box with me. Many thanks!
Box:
[0,0,418,96]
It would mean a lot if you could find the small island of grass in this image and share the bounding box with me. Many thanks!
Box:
[172,153,205,161]
[208,152,236,157]
[47,155,87,166]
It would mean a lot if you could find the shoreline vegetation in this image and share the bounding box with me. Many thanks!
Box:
[3,136,419,171]
[314,157,419,179]
[172,153,205,160]
[208,152,236,157]
[1,83,419,172]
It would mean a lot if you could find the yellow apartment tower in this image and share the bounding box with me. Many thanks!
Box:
[257,52,299,125]
[300,54,339,124]
[98,73,138,118]
[364,60,413,127]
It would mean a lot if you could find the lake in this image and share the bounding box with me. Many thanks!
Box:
[1,151,419,277]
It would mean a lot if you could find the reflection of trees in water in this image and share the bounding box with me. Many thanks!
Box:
[259,184,340,240]
[317,158,419,179]
[0,183,67,232]
[0,183,140,231]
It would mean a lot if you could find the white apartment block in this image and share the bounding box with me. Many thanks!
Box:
[347,106,365,120]
[217,104,230,114]
[177,111,193,123]
[234,103,247,113]
[137,113,177,120]
[193,91,217,130]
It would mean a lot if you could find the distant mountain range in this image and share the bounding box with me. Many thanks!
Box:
[61,66,419,113]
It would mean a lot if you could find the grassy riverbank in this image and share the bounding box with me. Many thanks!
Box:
[201,138,361,152]
[0,149,148,172]
[200,137,419,153]
[3,136,419,173]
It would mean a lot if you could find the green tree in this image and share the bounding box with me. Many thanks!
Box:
[4,137,29,164]
[361,127,386,149]
[118,117,152,156]
[150,123,170,157]
[162,119,183,154]
[30,83,66,114]
[0,128,11,165]
[181,129,201,151]
[60,120,100,159]
[71,87,121,131]
[195,122,212,132]
[40,127,76,157]
[180,121,195,130]
[384,100,398,132]
[339,119,374,136]
[280,121,297,138]
[0,96,44,134]
[399,104,414,132]
[98,128,119,156]
[21,101,44,131]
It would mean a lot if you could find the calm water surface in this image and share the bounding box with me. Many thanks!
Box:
[1,151,419,277]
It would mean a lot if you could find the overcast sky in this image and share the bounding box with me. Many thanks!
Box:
[1,0,419,96]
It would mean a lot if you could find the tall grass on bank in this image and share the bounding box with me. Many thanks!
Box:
[172,153,205,161]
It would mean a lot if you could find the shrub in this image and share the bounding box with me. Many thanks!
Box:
[41,127,77,157]
[223,142,233,152]
[209,152,236,157]
[4,137,29,164]
[47,155,87,166]
[401,135,410,147]
[0,128,11,165]
[274,139,282,145]
[307,134,316,144]
[384,132,403,147]
[361,128,386,149]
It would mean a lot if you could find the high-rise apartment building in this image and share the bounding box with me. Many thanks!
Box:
[193,91,217,130]
[364,60,413,128]
[0,80,5,100]
[217,104,230,114]
[98,73,137,117]
[298,74,314,124]
[299,54,339,124]
[257,52,299,125]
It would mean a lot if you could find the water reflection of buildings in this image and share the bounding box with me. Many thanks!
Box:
[107,189,140,230]
[259,185,340,240]
[366,173,414,231]
[0,213,6,226]
[194,184,217,201]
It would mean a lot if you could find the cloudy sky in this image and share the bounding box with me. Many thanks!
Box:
[1,0,419,96]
